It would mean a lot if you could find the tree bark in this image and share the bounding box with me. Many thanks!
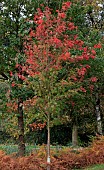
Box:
[18,98,25,156]
[95,92,103,135]
[72,122,78,147]
[47,112,50,170]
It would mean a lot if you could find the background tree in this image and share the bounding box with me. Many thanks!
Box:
[0,0,46,156]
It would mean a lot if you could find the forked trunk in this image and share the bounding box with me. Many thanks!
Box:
[18,98,25,156]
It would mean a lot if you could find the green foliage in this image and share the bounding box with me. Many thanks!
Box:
[0,131,11,144]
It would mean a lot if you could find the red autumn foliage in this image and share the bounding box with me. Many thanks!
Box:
[90,77,98,83]
[62,2,72,11]
[29,122,46,131]
[6,102,18,112]
[89,84,94,92]
[77,67,87,76]
[94,43,102,49]
[23,2,96,82]
[80,86,87,93]
[10,71,13,77]
[11,82,16,87]
[91,49,96,55]
[0,136,104,170]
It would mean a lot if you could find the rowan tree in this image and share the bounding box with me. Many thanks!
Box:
[23,2,101,168]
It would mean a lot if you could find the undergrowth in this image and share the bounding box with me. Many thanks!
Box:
[0,136,104,170]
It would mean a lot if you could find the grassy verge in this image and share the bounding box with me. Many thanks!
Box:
[0,144,63,155]
[0,144,36,155]
[84,164,104,170]
[74,164,104,170]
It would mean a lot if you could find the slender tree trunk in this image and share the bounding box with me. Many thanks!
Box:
[72,122,78,147]
[95,92,103,135]
[18,98,25,156]
[47,112,50,170]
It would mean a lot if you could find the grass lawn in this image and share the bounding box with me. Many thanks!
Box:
[0,143,66,155]
[0,144,61,155]
[0,144,36,155]
[84,164,104,170]
[74,164,104,170]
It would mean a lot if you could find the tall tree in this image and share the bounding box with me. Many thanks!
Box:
[23,2,99,168]
[0,0,45,156]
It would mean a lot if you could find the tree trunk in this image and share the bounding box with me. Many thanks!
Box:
[18,98,25,156]
[95,92,103,135]
[47,113,50,170]
[72,123,78,147]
